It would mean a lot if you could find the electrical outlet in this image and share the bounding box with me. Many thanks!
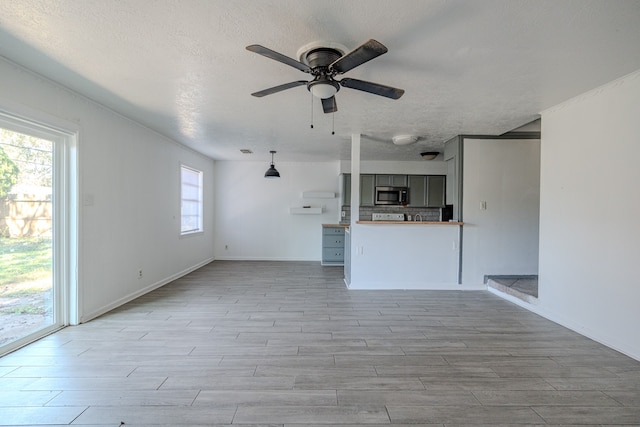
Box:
[225,245,228,250]
[341,211,346,218]
[138,269,143,278]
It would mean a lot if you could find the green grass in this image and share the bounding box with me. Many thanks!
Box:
[0,304,46,315]
[0,237,52,288]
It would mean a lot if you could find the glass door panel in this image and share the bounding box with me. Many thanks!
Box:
[0,127,56,348]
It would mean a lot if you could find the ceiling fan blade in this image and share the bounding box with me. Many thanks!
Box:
[321,96,338,114]
[340,78,405,99]
[246,44,311,73]
[329,39,388,74]
[251,80,308,97]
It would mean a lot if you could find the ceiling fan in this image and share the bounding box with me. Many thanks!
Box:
[246,39,405,114]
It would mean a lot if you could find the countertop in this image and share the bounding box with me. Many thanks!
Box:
[356,221,463,225]
[322,223,350,228]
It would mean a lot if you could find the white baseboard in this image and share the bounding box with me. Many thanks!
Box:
[80,257,214,323]
[348,281,485,290]
[213,256,320,262]
[488,287,640,362]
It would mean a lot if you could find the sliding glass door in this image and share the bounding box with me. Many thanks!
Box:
[0,111,76,355]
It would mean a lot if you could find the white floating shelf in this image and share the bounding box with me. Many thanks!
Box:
[289,207,322,215]
[302,191,334,199]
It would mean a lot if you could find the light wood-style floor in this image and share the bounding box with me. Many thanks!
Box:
[1,261,639,426]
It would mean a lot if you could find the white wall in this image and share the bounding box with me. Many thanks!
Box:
[0,58,215,322]
[461,138,541,284]
[214,160,340,260]
[538,70,640,359]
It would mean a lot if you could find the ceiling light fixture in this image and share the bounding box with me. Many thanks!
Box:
[308,78,339,99]
[264,150,280,178]
[392,135,419,145]
[420,151,439,160]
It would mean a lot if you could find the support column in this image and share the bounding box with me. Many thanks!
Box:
[350,133,361,223]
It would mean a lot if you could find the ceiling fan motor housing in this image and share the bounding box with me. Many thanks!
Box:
[304,47,343,71]
[303,48,342,98]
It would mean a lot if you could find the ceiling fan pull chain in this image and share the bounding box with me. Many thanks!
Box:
[332,112,335,135]
[310,93,314,129]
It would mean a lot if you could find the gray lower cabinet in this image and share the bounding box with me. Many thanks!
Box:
[322,227,345,266]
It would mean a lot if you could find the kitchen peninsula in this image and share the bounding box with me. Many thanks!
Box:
[339,139,471,290]
[346,220,463,289]
[356,220,463,225]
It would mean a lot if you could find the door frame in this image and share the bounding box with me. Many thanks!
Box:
[0,101,78,355]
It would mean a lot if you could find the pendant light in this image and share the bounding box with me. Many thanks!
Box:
[264,150,280,178]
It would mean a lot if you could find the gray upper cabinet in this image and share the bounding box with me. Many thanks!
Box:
[343,173,442,207]
[427,175,446,207]
[361,174,375,206]
[444,136,462,219]
[341,174,351,206]
[341,174,375,206]
[376,174,408,187]
[408,174,446,207]
[446,158,455,205]
[408,175,427,207]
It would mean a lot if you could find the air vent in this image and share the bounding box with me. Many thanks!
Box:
[240,149,253,154]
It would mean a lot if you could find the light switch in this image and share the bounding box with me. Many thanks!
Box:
[480,201,487,210]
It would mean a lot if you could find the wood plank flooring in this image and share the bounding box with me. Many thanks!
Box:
[1,260,639,426]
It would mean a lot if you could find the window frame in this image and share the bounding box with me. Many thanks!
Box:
[179,164,204,236]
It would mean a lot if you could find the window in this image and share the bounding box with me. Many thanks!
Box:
[180,165,203,235]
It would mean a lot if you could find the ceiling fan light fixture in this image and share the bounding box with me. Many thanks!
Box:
[247,39,404,114]
[420,151,439,160]
[264,150,281,178]
[308,81,339,99]
[392,135,419,145]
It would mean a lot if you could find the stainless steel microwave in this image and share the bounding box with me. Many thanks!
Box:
[375,186,409,205]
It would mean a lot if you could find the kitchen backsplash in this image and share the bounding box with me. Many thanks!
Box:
[340,206,441,223]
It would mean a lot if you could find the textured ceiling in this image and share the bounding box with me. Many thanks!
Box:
[1,0,640,162]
